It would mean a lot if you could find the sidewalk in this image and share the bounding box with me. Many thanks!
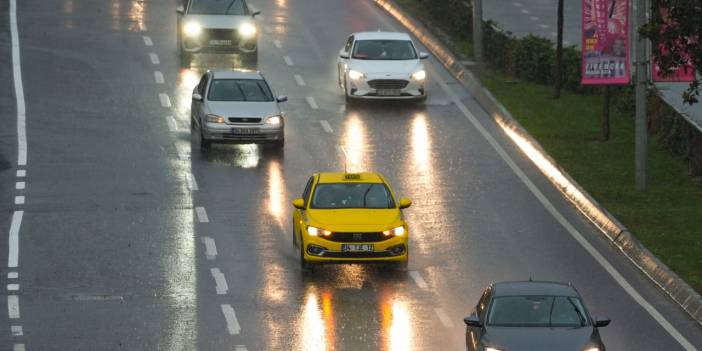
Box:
[483,0,702,132]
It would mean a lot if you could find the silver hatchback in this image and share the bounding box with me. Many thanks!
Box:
[191,70,286,150]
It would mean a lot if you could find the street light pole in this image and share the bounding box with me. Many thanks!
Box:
[634,0,648,191]
[472,0,483,62]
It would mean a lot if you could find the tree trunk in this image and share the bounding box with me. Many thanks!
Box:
[553,0,564,98]
[602,86,611,141]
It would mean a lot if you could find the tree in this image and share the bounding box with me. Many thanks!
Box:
[640,0,702,105]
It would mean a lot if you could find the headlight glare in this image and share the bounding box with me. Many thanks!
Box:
[582,348,599,351]
[239,22,257,37]
[411,70,426,81]
[348,70,365,80]
[383,226,405,236]
[485,348,504,351]
[183,22,202,37]
[206,114,225,123]
[307,226,332,237]
[265,116,282,125]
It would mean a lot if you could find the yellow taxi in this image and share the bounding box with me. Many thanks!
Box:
[292,172,412,269]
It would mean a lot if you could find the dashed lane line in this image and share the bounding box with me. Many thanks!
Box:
[187,173,199,191]
[520,9,530,14]
[273,39,282,48]
[149,52,160,64]
[235,346,249,351]
[159,93,172,108]
[154,71,164,84]
[221,304,241,335]
[8,211,23,268]
[530,16,539,21]
[10,326,22,336]
[409,270,428,289]
[143,35,153,46]
[539,23,549,29]
[306,96,318,110]
[320,120,333,133]
[14,196,24,205]
[283,55,294,66]
[16,170,25,177]
[15,182,24,190]
[195,206,209,223]
[434,308,455,328]
[13,344,25,351]
[8,295,20,319]
[166,116,178,132]
[7,284,19,291]
[8,272,18,279]
[201,236,217,260]
[294,74,306,86]
[210,268,229,295]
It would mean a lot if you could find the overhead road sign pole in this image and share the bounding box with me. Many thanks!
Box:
[634,0,648,191]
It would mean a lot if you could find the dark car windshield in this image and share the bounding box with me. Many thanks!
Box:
[352,40,417,60]
[207,79,273,102]
[487,296,589,327]
[311,183,396,209]
[187,0,249,15]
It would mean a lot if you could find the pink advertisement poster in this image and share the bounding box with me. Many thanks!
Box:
[581,0,630,85]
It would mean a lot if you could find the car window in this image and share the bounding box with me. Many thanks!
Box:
[302,176,314,206]
[311,183,396,209]
[187,0,249,15]
[344,35,354,53]
[352,40,417,60]
[207,79,274,102]
[487,296,589,327]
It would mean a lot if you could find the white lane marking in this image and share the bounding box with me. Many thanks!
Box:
[8,272,18,279]
[195,206,209,223]
[7,284,19,291]
[338,104,346,113]
[434,308,455,328]
[13,344,25,351]
[306,96,318,110]
[530,16,539,21]
[264,25,272,33]
[16,181,25,190]
[8,211,23,268]
[520,9,530,14]
[273,39,282,48]
[143,35,153,46]
[186,173,199,191]
[550,31,558,37]
[175,143,190,160]
[221,304,241,335]
[159,93,171,108]
[294,74,306,86]
[430,65,698,350]
[320,120,333,133]
[409,270,428,289]
[539,23,549,29]
[513,2,522,6]
[283,55,294,66]
[166,115,178,132]
[16,170,25,177]
[149,52,160,64]
[210,268,229,295]
[201,236,217,260]
[235,346,249,351]
[10,0,27,166]
[14,196,24,205]
[8,295,20,319]
[10,326,23,336]
[154,71,165,84]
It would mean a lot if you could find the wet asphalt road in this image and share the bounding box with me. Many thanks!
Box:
[1,0,702,350]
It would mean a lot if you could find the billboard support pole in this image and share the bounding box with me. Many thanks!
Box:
[472,0,483,62]
[634,0,648,191]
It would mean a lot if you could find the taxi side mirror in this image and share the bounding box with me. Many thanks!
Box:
[292,198,305,209]
[399,198,412,209]
[176,5,185,14]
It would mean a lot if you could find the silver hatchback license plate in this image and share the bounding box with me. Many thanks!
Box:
[342,244,374,252]
[209,39,232,46]
[377,89,401,96]
[231,128,258,135]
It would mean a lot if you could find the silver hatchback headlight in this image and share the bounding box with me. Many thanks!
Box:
[265,115,282,125]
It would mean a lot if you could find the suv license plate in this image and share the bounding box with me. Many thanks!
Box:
[209,39,232,46]
[342,244,374,252]
[377,89,401,96]
[231,128,258,135]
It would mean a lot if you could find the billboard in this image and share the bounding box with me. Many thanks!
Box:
[581,0,630,85]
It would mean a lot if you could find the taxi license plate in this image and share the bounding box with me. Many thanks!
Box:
[209,39,232,46]
[342,244,374,252]
[377,89,401,96]
[231,128,258,135]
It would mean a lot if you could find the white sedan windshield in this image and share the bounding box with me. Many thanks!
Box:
[352,40,417,60]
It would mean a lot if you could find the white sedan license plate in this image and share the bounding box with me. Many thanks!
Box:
[377,89,401,96]
[231,128,258,135]
[342,244,374,252]
[209,39,232,46]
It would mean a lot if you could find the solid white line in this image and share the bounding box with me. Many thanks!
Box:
[201,236,217,259]
[166,116,178,132]
[294,74,306,86]
[409,270,428,289]
[187,173,199,190]
[8,272,18,279]
[154,71,164,84]
[211,268,229,295]
[306,96,318,110]
[430,65,698,350]
[159,93,171,108]
[16,170,25,177]
[195,206,209,223]
[149,52,160,64]
[283,55,294,66]
[235,346,249,351]
[10,0,27,166]
[221,304,241,335]
[16,181,25,190]
[8,211,23,268]
[434,308,455,328]
[14,196,24,205]
[143,35,153,46]
[10,326,23,336]
[7,284,19,291]
[273,39,282,48]
[13,344,25,351]
[320,120,333,133]
[8,295,20,319]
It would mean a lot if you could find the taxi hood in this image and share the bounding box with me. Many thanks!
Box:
[307,209,401,230]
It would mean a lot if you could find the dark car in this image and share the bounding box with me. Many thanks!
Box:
[464,281,610,351]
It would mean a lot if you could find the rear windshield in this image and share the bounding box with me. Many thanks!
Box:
[487,296,590,327]
[352,40,417,60]
[311,183,396,209]
[187,0,249,15]
[207,79,273,102]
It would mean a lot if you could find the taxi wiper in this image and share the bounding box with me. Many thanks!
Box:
[362,185,373,208]
[224,0,239,14]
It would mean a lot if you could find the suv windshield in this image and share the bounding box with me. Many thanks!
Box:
[207,79,273,102]
[487,296,590,327]
[311,183,396,209]
[352,40,417,60]
[187,0,249,15]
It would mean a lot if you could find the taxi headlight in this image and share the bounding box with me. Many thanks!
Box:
[183,22,202,37]
[239,22,257,38]
[265,115,282,125]
[348,70,366,80]
[307,225,332,237]
[206,114,225,123]
[582,348,599,351]
[411,70,426,81]
[382,226,405,237]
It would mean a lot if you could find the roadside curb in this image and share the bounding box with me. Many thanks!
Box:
[371,0,702,326]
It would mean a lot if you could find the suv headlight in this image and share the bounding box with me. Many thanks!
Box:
[265,115,282,125]
[411,70,426,81]
[239,23,257,38]
[307,225,332,237]
[382,226,405,237]
[183,22,202,37]
[348,70,365,80]
[206,114,225,123]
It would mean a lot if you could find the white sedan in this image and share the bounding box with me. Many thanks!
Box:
[337,31,429,102]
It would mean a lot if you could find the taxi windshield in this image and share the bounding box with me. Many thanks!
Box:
[187,0,249,15]
[311,183,396,209]
[487,296,589,327]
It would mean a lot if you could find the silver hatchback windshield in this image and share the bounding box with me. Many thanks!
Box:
[207,79,273,102]
[352,40,417,60]
[188,0,249,15]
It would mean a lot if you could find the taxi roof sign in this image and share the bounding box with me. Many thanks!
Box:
[344,173,361,180]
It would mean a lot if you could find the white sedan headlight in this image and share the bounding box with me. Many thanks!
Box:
[382,226,405,237]
[411,70,426,81]
[239,22,257,38]
[348,70,366,80]
[183,22,202,37]
[265,115,282,125]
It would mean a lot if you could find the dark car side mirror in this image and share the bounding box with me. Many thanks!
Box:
[251,10,261,17]
[464,315,483,328]
[176,5,185,14]
[192,93,203,101]
[276,95,288,103]
[593,316,611,328]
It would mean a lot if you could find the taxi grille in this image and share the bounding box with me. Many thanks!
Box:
[368,79,409,89]
[326,232,388,242]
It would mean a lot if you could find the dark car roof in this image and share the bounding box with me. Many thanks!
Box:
[493,281,580,297]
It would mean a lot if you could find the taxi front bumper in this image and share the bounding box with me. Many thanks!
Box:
[301,235,408,263]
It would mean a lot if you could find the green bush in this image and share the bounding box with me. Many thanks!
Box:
[417,0,472,40]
